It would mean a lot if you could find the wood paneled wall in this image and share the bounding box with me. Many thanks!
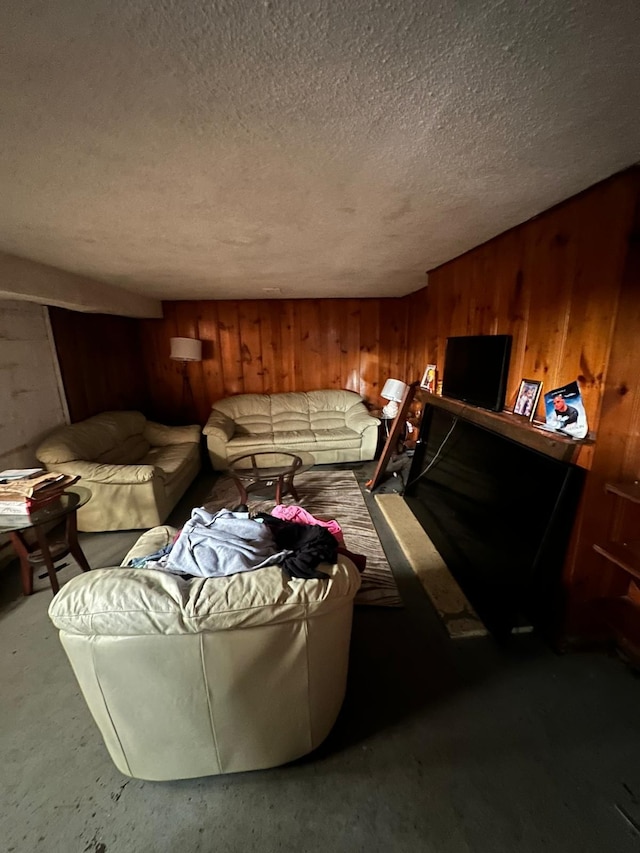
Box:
[407,172,638,468]
[49,308,148,423]
[138,298,409,425]
[406,167,640,639]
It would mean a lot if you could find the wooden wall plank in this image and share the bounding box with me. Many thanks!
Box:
[197,300,223,419]
[259,301,282,395]
[358,300,381,402]
[237,300,265,395]
[319,299,343,389]
[49,308,148,423]
[217,301,244,397]
[339,300,362,394]
[296,300,323,391]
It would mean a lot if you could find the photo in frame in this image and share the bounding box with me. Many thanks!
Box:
[420,364,437,394]
[513,378,542,421]
[543,380,588,439]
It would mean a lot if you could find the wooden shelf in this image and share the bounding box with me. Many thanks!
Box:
[422,394,591,462]
[604,481,640,504]
[593,540,640,582]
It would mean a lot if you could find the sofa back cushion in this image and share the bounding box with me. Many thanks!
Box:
[37,411,148,465]
[49,560,362,636]
[270,392,312,431]
[213,394,273,436]
[307,390,363,430]
[96,434,150,465]
[211,390,366,437]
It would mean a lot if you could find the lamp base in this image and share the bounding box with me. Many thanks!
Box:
[382,400,399,419]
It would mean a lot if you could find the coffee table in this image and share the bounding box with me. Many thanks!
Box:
[0,487,92,596]
[225,450,315,505]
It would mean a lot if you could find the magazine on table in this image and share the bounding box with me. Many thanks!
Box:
[541,380,588,439]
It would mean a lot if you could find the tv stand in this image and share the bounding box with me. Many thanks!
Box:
[405,397,586,637]
[420,394,591,463]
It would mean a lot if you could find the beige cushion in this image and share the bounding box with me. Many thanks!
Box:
[97,434,150,465]
[143,444,196,479]
[50,561,360,636]
[37,411,147,464]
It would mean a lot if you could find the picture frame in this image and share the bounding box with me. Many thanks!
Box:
[543,380,588,439]
[513,378,542,421]
[420,364,437,394]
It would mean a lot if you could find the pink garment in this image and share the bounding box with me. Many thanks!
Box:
[270,504,344,545]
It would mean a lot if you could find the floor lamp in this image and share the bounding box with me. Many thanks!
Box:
[170,337,202,415]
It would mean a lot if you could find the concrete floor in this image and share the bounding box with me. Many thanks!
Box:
[1,462,640,853]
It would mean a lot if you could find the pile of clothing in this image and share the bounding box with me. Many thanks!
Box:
[128,504,364,581]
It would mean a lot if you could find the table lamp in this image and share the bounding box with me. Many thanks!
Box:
[380,378,408,418]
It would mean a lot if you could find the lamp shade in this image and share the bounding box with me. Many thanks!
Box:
[170,337,202,362]
[381,378,407,402]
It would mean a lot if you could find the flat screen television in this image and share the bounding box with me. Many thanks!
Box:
[442,334,512,412]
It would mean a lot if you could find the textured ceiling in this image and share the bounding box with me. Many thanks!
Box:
[1,0,639,301]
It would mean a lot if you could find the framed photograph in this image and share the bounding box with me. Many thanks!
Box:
[513,378,542,421]
[420,364,437,393]
[543,380,588,439]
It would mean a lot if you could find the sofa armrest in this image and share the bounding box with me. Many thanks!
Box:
[345,406,380,434]
[144,421,201,447]
[203,409,235,441]
[52,460,162,485]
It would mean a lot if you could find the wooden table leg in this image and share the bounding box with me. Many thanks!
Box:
[285,475,300,502]
[8,531,34,596]
[231,476,248,505]
[66,510,91,573]
[33,524,60,595]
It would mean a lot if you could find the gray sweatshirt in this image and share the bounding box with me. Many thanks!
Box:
[161,507,291,578]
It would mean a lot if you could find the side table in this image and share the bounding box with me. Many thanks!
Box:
[0,487,93,595]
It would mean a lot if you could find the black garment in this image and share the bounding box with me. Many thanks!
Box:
[255,513,337,579]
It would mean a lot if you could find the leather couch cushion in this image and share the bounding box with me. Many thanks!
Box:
[97,435,150,465]
[49,560,361,636]
[307,389,363,413]
[214,394,273,435]
[37,411,148,464]
[144,444,197,479]
[227,434,276,452]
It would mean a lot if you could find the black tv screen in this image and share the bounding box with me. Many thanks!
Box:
[442,334,512,412]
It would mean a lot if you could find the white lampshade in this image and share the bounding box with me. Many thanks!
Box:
[380,378,407,419]
[170,337,202,362]
[381,378,407,403]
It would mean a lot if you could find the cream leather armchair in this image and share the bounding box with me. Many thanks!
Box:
[48,526,362,781]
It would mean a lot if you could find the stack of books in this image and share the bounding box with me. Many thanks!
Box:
[0,469,80,516]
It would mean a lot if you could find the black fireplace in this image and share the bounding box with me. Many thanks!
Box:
[404,404,585,638]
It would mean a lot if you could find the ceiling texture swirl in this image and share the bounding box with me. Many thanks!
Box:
[1,0,639,300]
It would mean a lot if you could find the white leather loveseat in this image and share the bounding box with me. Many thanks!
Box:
[203,389,379,470]
[48,526,362,781]
[36,411,201,532]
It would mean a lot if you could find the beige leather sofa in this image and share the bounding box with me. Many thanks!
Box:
[36,412,201,532]
[203,389,379,470]
[48,525,362,781]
